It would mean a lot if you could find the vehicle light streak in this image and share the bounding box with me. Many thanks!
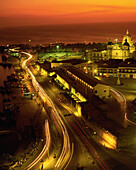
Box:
[125,113,136,126]
[25,119,51,170]
[72,116,109,168]
[0,130,11,134]
[110,87,135,125]
[70,118,108,170]
[110,87,126,108]
[22,52,71,169]
[63,143,74,170]
[110,87,136,126]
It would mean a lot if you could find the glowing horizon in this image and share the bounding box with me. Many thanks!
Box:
[1,0,136,26]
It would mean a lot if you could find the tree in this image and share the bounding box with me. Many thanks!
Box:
[2,55,7,62]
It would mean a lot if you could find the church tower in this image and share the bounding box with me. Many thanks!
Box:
[122,30,135,53]
[107,38,113,59]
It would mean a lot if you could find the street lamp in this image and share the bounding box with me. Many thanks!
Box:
[93,69,97,76]
[56,45,59,51]
[114,39,118,44]
[94,69,97,73]
[117,69,121,85]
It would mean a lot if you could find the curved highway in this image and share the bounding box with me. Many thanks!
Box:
[25,119,51,170]
[22,52,71,169]
[110,86,136,126]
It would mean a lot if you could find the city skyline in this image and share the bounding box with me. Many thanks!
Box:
[1,0,136,27]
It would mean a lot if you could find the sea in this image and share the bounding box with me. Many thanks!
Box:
[0,22,136,46]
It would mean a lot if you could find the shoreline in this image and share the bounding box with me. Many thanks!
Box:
[0,56,45,169]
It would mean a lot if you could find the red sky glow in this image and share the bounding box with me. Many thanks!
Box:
[1,0,136,27]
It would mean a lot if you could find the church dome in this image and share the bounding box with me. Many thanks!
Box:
[122,30,133,46]
[123,39,130,46]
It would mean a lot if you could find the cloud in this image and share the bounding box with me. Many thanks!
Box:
[1,3,136,17]
[1,4,136,27]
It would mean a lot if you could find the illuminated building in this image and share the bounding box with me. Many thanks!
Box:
[35,61,132,149]
[88,30,136,61]
[107,30,135,60]
[91,59,136,79]
[122,30,135,53]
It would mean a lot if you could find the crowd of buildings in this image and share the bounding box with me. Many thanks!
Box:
[4,30,136,149]
[32,30,136,149]
[80,30,136,79]
[86,30,136,61]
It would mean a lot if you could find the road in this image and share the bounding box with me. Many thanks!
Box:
[35,75,103,169]
[22,53,136,169]
[21,52,71,169]
[25,119,51,170]
[97,76,136,125]
[96,76,136,103]
[34,73,135,169]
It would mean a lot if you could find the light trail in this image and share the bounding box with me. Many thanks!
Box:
[110,87,136,126]
[25,119,51,170]
[110,87,126,126]
[125,113,136,126]
[0,130,11,134]
[110,87,126,110]
[63,143,74,170]
[21,52,71,169]
[69,116,108,170]
[59,99,109,168]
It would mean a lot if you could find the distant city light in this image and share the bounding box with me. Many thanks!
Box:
[94,69,97,73]
[56,45,59,49]
[114,39,118,43]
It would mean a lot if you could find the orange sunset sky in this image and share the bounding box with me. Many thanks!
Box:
[1,0,136,27]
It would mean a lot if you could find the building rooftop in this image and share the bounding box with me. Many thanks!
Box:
[51,59,85,65]
[67,66,107,87]
[119,59,136,67]
[96,59,123,68]
[55,66,123,137]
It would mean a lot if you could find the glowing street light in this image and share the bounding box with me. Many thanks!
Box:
[117,69,121,85]
[114,39,118,44]
[56,45,59,50]
[94,69,97,73]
